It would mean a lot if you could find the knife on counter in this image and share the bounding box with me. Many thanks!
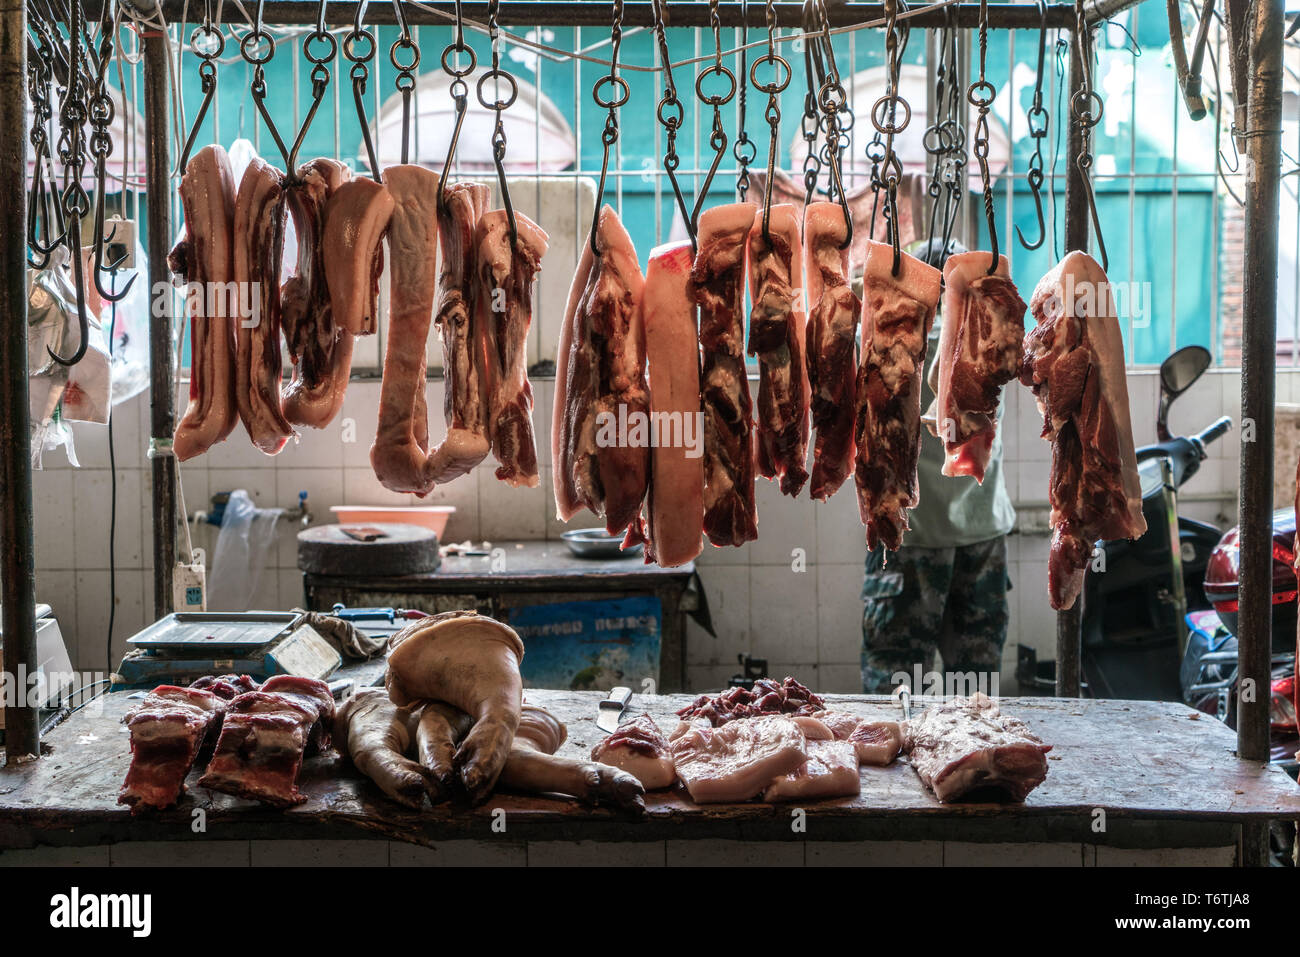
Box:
[596,686,633,733]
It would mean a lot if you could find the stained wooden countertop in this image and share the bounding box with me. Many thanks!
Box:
[1,688,1296,849]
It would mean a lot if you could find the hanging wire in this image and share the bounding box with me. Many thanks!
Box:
[652,0,696,250]
[921,20,950,249]
[241,0,292,170]
[478,0,519,243]
[1071,0,1109,269]
[733,0,756,200]
[690,0,737,228]
[287,0,337,171]
[1016,0,1050,251]
[438,0,476,199]
[872,0,910,270]
[588,0,630,256]
[967,0,1000,274]
[390,0,420,165]
[800,0,823,204]
[178,0,224,169]
[754,0,791,243]
[343,0,382,180]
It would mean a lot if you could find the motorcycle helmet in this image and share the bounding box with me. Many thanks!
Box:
[1202,507,1298,645]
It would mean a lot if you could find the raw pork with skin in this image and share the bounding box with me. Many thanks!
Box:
[855,241,942,550]
[810,710,862,740]
[747,204,811,497]
[590,713,677,790]
[233,157,294,454]
[118,685,226,813]
[849,719,904,766]
[1020,252,1146,609]
[762,739,861,802]
[906,693,1051,802]
[642,240,705,567]
[669,714,807,803]
[322,176,393,336]
[804,201,861,500]
[552,205,650,542]
[476,209,548,487]
[692,203,759,546]
[281,158,354,429]
[171,145,239,461]
[936,252,1026,483]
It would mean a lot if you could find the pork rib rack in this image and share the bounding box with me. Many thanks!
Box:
[692,203,759,547]
[747,203,811,497]
[804,201,861,500]
[171,144,239,461]
[118,685,226,813]
[935,251,1026,483]
[552,204,650,542]
[1020,251,1146,609]
[855,241,941,551]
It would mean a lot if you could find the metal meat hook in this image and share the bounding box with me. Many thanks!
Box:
[1015,0,1049,252]
[438,0,476,206]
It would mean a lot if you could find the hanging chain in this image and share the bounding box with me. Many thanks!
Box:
[27,26,61,265]
[390,0,420,165]
[872,0,911,271]
[733,0,755,200]
[588,0,630,256]
[179,0,225,168]
[921,23,950,250]
[287,0,338,171]
[753,0,791,242]
[800,0,822,204]
[652,0,695,248]
[938,14,966,261]
[808,0,851,246]
[438,0,477,197]
[1071,0,1109,269]
[242,0,291,169]
[344,0,381,180]
[478,0,519,242]
[967,0,1000,274]
[1016,0,1050,251]
[88,10,133,303]
[690,0,736,226]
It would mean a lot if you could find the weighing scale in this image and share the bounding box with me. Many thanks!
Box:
[114,612,342,688]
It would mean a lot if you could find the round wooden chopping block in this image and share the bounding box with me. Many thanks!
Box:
[297,523,441,576]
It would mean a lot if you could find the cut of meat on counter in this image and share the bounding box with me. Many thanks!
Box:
[747,203,811,497]
[170,144,239,461]
[118,685,227,813]
[553,205,651,545]
[322,176,393,337]
[810,709,904,766]
[762,739,861,802]
[280,158,354,430]
[642,240,705,567]
[855,241,942,550]
[1021,251,1146,609]
[477,209,549,488]
[692,203,759,547]
[590,713,677,790]
[233,156,294,455]
[190,673,261,700]
[804,201,861,501]
[906,693,1051,803]
[935,252,1027,483]
[677,676,826,726]
[669,714,807,803]
[197,675,336,807]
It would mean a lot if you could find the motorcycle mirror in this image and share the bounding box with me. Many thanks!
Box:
[1157,345,1213,441]
[1160,345,1212,396]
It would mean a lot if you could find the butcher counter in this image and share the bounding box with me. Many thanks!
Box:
[1,678,1297,867]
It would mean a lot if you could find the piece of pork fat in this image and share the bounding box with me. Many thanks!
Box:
[849,719,904,766]
[855,241,942,550]
[804,201,862,500]
[1021,251,1146,609]
[762,739,861,802]
[118,686,226,813]
[172,145,239,461]
[906,693,1051,802]
[747,204,811,497]
[476,208,548,487]
[552,205,651,539]
[670,714,807,803]
[590,713,678,790]
[322,177,394,336]
[642,240,705,567]
[427,182,493,486]
[692,203,759,547]
[233,157,294,454]
[281,158,354,429]
[936,252,1027,483]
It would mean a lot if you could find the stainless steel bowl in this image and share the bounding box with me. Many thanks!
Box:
[561,527,644,559]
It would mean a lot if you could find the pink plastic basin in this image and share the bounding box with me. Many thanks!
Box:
[329,505,456,538]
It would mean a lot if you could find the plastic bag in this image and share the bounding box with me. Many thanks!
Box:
[206,490,285,611]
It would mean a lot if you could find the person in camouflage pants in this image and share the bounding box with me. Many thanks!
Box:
[860,539,1011,694]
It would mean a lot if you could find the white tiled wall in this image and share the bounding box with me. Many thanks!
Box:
[30,368,1266,690]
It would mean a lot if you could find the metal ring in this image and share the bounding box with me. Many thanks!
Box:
[870,95,911,135]
[304,31,336,64]
[1071,89,1104,125]
[750,55,791,94]
[966,80,996,108]
[343,30,375,63]
[391,37,420,73]
[593,74,630,109]
[189,25,225,59]
[441,43,476,77]
[657,97,684,129]
[240,31,275,65]
[695,64,736,106]
[477,69,519,111]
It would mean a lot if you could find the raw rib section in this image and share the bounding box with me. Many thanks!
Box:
[804,201,861,500]
[118,685,225,812]
[171,144,239,461]
[643,240,704,567]
[855,241,941,550]
[691,203,758,546]
[1020,251,1146,609]
[747,203,811,497]
[905,693,1051,802]
[936,251,1026,483]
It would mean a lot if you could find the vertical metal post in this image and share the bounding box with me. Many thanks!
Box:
[143,28,176,616]
[0,0,38,757]
[1055,30,1088,698]
[1236,0,1283,767]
